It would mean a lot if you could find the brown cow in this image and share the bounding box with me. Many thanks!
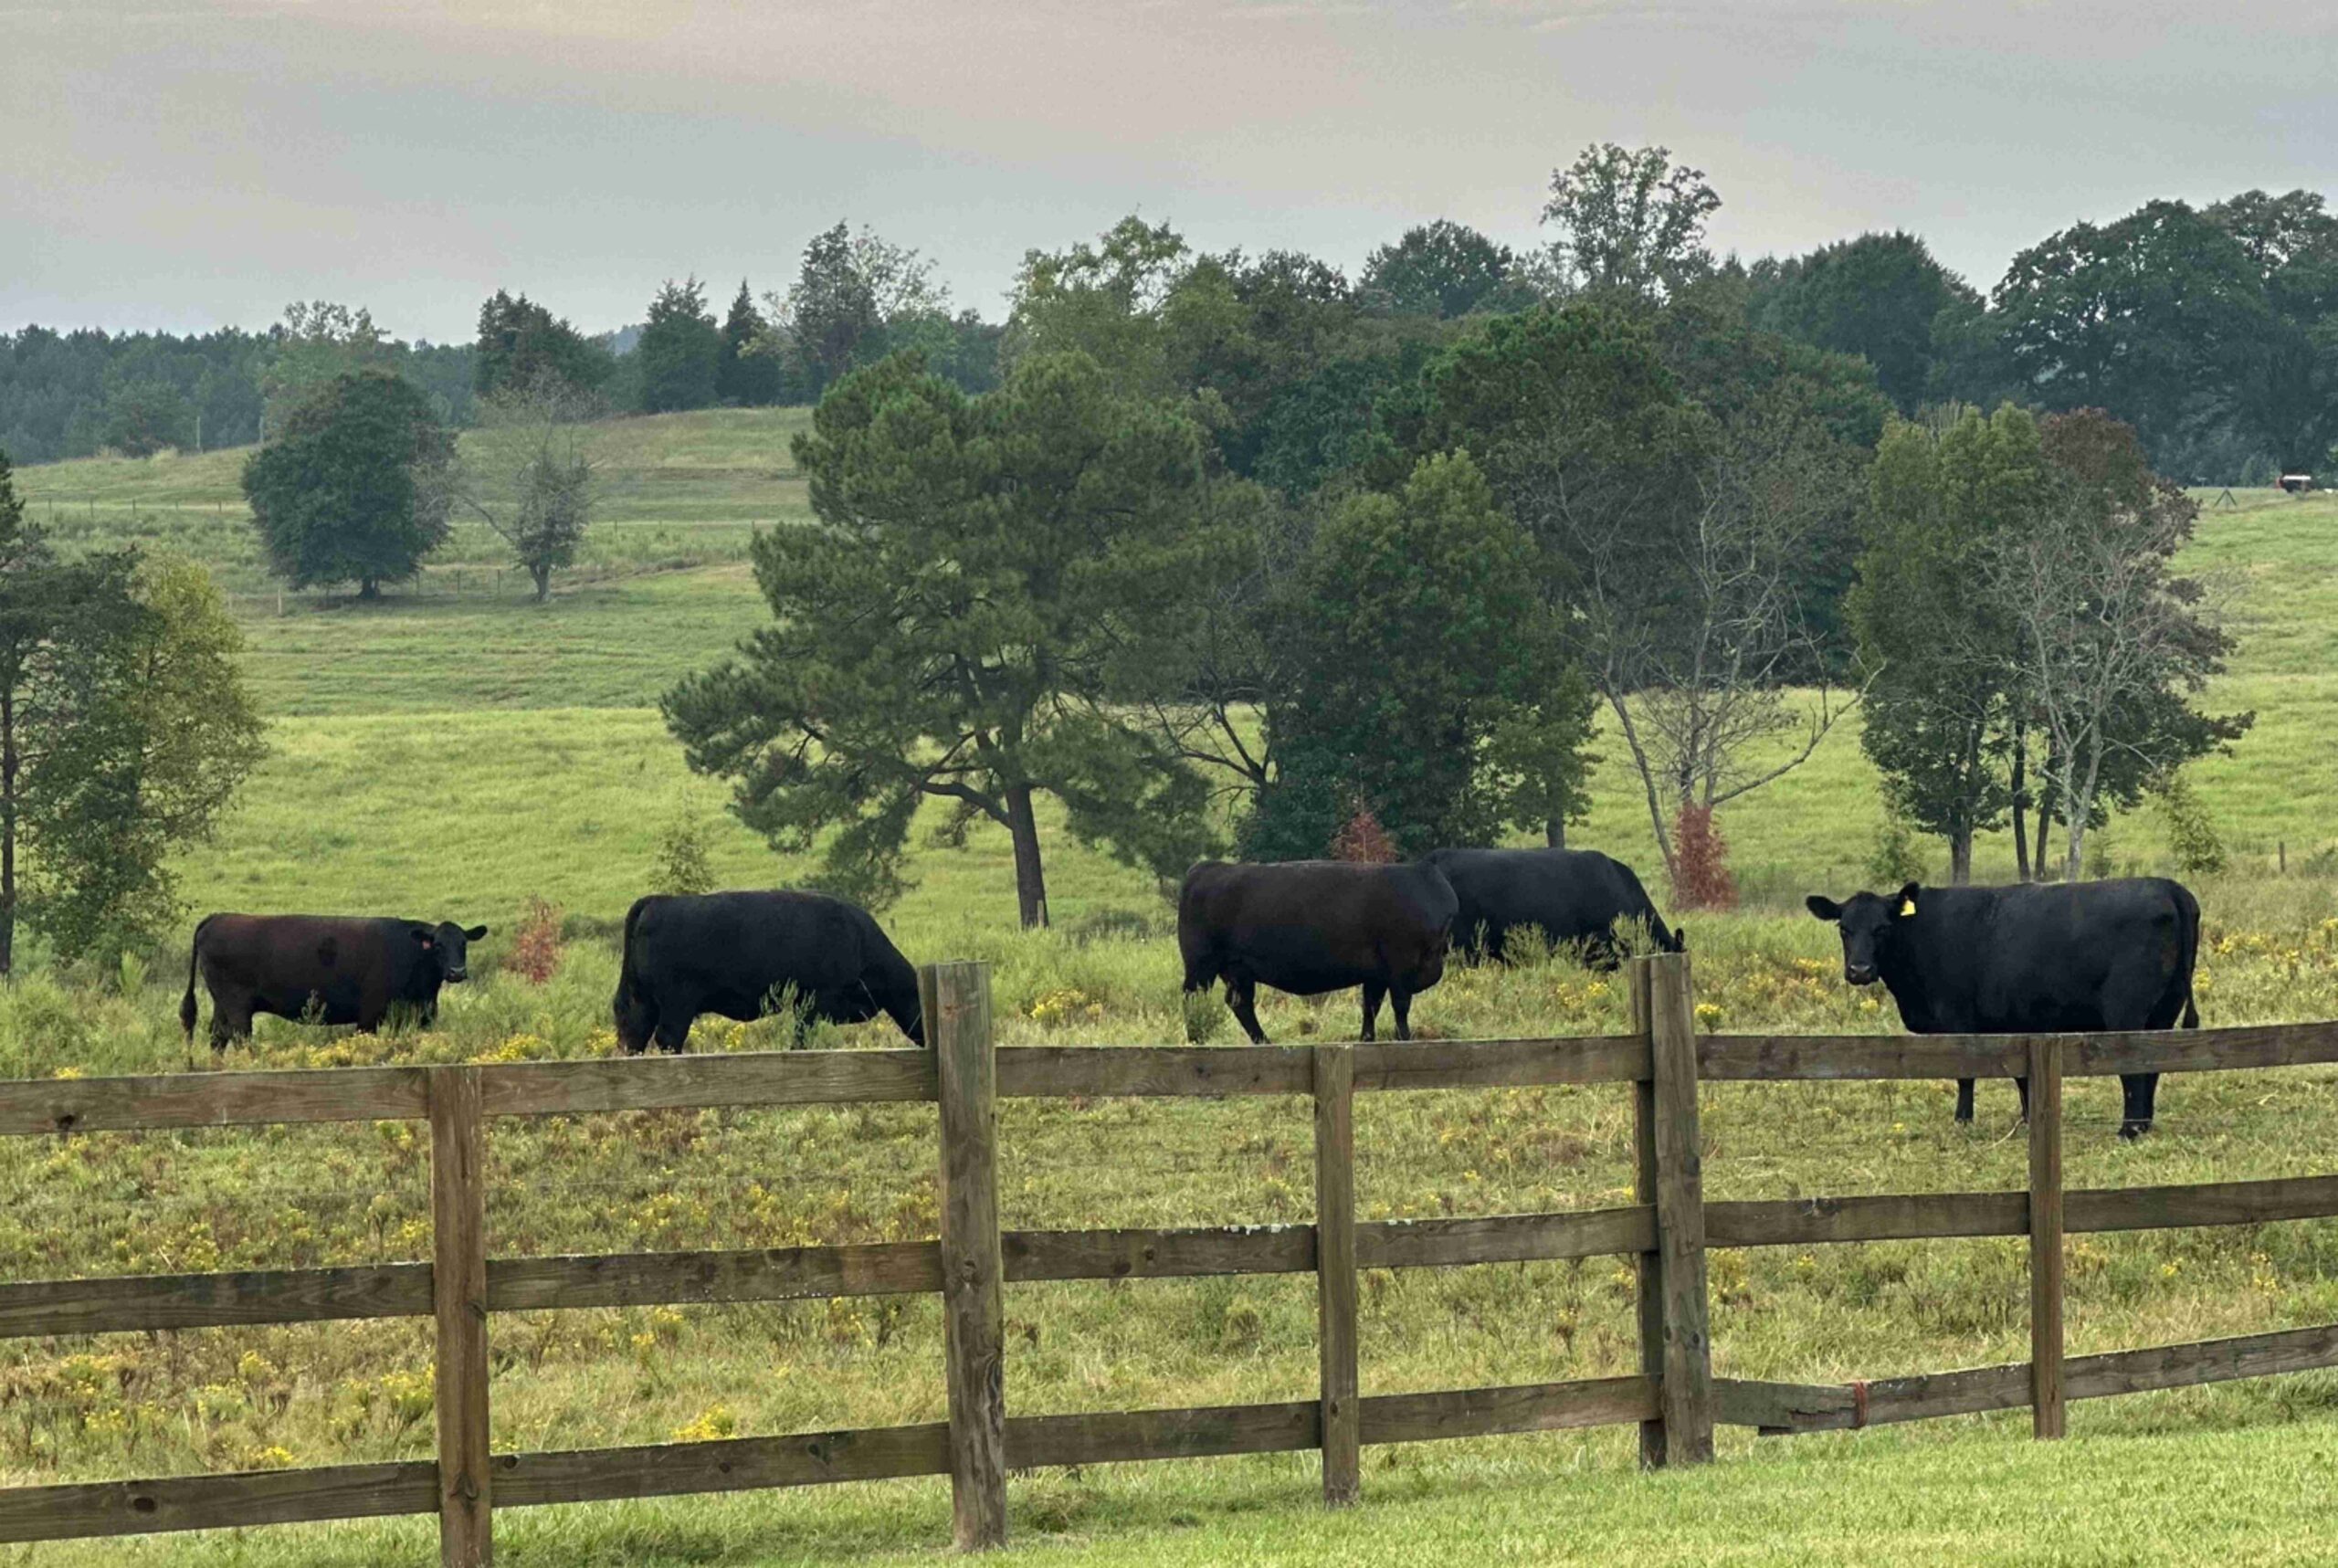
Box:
[180,913,489,1051]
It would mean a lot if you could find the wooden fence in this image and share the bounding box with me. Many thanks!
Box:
[6,953,2338,1561]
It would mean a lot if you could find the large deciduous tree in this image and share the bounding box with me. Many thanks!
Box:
[240,371,453,599]
[663,352,1230,928]
[1,453,261,973]
[1851,406,2044,882]
[258,301,394,436]
[1540,142,1721,303]
[1991,411,2250,879]
[2205,189,2338,472]
[1749,232,1977,414]
[1360,221,1515,319]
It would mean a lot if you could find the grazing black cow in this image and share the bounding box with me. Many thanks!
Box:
[1806,879,2201,1138]
[180,913,490,1050]
[1427,847,1683,968]
[1177,859,1459,1044]
[612,890,923,1053]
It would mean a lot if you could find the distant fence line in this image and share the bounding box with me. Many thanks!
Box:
[5,956,2338,1562]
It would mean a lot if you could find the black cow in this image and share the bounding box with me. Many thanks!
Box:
[612,890,923,1053]
[1806,879,2201,1138]
[1427,847,1683,968]
[180,913,490,1050]
[1177,859,1459,1044]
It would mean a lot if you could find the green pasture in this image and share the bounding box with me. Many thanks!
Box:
[7,435,2338,1563]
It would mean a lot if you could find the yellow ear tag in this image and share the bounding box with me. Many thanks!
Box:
[1899,895,1918,918]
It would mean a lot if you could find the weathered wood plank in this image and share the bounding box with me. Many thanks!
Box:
[2029,1037,2066,1441]
[1699,1036,2029,1081]
[2072,1022,2338,1078]
[475,1050,936,1118]
[0,1067,427,1136]
[0,1461,438,1542]
[1007,1403,1320,1468]
[493,1425,953,1507]
[1313,1045,1360,1507]
[1352,1036,1648,1092]
[1708,1192,2027,1247]
[1722,1322,2338,1437]
[428,1067,492,1567]
[1007,1225,1312,1281]
[0,1264,433,1338]
[2069,1174,2338,1232]
[996,1045,1311,1099]
[2065,1321,2338,1398]
[1359,1207,1657,1268]
[1358,1377,1659,1444]
[1647,953,1714,1465]
[1629,960,1667,1470]
[930,962,1006,1552]
[488,1243,942,1310]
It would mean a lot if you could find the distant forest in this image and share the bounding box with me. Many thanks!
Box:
[5,187,2333,484]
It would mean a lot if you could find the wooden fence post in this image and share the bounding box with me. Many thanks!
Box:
[927,963,1006,1551]
[1312,1045,1360,1507]
[1628,960,1667,1468]
[1639,952,1714,1464]
[2028,1035,2066,1440]
[427,1067,491,1568]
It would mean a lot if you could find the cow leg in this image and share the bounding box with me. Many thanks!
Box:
[653,1008,694,1055]
[1227,978,1269,1046]
[1360,983,1385,1043]
[2120,1073,2161,1140]
[1954,1078,1975,1124]
[209,998,249,1054]
[1391,989,1414,1042]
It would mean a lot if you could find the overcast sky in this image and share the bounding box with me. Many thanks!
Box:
[6,1,2333,343]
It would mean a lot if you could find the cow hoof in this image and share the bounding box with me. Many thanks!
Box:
[2119,1121,2150,1141]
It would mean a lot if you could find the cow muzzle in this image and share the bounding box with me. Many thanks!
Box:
[1844,964,1878,986]
[446,967,469,983]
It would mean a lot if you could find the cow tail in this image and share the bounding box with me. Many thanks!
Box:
[180,917,209,1044]
[2177,885,2202,1029]
[615,898,649,1007]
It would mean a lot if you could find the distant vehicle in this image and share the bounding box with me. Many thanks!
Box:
[2278,473,2315,493]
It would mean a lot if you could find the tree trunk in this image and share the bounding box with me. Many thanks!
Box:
[358,577,380,602]
[1544,817,1565,849]
[532,564,551,604]
[2010,725,2030,882]
[1006,783,1050,930]
[1949,826,1973,886]
[2033,790,2054,883]
[1,684,14,980]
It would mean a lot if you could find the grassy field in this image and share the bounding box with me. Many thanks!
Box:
[6,434,2338,1563]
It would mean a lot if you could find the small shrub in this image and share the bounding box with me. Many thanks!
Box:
[1866,815,1930,889]
[506,896,563,986]
[1670,804,1737,911]
[2154,768,2227,878]
[1181,987,1227,1046]
[654,802,717,896]
[1329,799,1399,864]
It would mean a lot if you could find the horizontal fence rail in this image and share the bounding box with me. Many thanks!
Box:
[7,958,2338,1559]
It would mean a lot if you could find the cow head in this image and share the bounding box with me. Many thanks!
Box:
[1805,883,1918,987]
[414,922,491,983]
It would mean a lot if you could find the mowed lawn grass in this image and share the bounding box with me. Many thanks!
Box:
[9,434,2338,1563]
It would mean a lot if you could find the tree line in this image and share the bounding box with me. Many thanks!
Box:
[658,146,2253,927]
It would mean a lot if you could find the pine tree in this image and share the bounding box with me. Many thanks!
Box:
[714,280,781,406]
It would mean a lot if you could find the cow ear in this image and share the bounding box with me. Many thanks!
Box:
[464,925,489,941]
[412,928,435,948]
[1896,882,1921,918]
[1805,896,1841,922]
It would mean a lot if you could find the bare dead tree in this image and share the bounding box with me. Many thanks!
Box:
[1990,480,2237,881]
[444,374,600,602]
[1532,398,1866,879]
